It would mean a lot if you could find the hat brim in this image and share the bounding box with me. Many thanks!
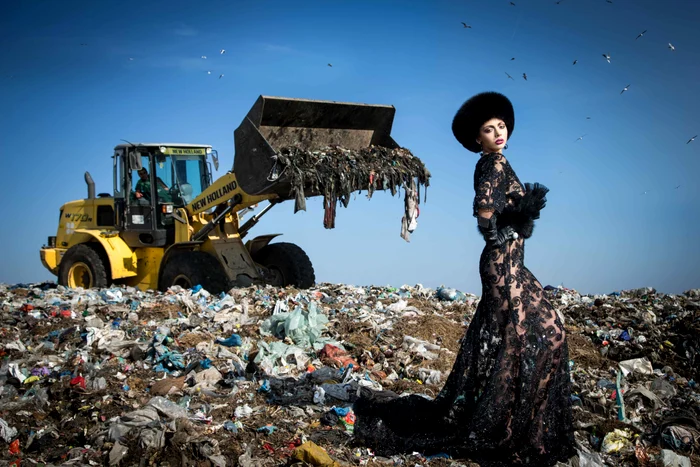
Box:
[452,92,515,153]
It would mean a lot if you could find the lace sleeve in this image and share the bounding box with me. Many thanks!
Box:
[473,153,506,217]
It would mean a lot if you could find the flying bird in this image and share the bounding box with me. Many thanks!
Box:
[129,58,134,61]
[675,185,681,189]
[606,0,613,3]
[573,59,578,65]
[635,30,647,40]
[201,55,207,59]
[688,135,698,144]
[522,72,527,81]
[510,2,516,5]
[220,49,226,54]
[620,84,631,95]
[602,53,611,63]
[461,22,471,28]
[207,71,211,75]
[505,72,514,80]
[586,116,591,119]
[556,0,564,4]
[327,63,333,67]
[668,43,675,51]
[511,57,515,60]
[218,74,224,79]
[575,134,587,142]
[80,43,87,46]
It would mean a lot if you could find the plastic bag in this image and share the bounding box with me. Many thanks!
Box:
[291,441,340,467]
[660,449,691,467]
[619,357,654,377]
[436,286,467,302]
[601,428,633,453]
[0,418,17,443]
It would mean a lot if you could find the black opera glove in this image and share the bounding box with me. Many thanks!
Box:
[478,215,517,246]
[519,182,549,220]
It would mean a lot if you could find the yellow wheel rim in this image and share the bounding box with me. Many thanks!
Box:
[68,262,93,288]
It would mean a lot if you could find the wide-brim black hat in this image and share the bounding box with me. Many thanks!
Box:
[452,92,515,153]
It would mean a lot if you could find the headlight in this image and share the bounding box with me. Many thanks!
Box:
[160,146,167,153]
[206,147,212,154]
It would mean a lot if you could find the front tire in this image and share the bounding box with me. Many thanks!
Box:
[58,244,109,289]
[253,242,315,289]
[159,251,229,294]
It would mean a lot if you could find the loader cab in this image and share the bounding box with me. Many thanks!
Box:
[113,143,215,248]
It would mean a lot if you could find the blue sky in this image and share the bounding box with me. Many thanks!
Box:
[1,0,698,295]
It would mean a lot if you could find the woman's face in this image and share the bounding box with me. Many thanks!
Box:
[477,118,508,153]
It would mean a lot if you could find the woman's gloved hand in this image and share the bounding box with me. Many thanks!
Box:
[478,215,518,246]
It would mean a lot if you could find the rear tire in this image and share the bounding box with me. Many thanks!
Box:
[159,251,229,294]
[253,242,315,289]
[58,244,109,289]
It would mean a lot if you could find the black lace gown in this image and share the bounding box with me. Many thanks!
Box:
[353,153,576,466]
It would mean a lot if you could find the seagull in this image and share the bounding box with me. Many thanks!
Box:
[129,58,134,61]
[635,30,647,40]
[556,0,564,4]
[511,57,515,60]
[675,185,681,189]
[620,84,631,95]
[573,59,578,65]
[668,43,675,51]
[642,190,650,195]
[522,72,527,81]
[327,63,333,67]
[687,135,698,144]
[586,116,591,119]
[505,72,514,80]
[218,74,224,79]
[575,134,587,142]
[510,1,516,5]
[461,22,471,28]
[201,55,207,59]
[606,0,613,3]
[207,71,211,75]
[220,49,226,54]
[603,53,611,63]
[80,43,87,46]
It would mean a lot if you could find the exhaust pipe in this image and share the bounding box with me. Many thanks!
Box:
[85,171,95,199]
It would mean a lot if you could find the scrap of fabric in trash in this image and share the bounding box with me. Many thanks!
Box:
[273,145,430,240]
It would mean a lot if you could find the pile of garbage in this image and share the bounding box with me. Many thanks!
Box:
[0,281,698,466]
[273,145,430,237]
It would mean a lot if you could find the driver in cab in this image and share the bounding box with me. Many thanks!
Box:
[133,167,171,203]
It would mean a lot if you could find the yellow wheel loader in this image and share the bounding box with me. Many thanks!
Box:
[40,95,418,293]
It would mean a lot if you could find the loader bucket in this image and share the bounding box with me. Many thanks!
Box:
[233,95,399,196]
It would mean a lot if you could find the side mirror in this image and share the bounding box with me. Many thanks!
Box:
[128,151,143,171]
[211,150,219,171]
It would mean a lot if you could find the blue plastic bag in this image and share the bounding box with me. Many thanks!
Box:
[217,334,242,347]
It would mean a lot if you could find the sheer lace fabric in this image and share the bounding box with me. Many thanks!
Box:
[353,153,575,466]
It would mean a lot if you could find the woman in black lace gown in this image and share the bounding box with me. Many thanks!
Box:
[353,92,575,466]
